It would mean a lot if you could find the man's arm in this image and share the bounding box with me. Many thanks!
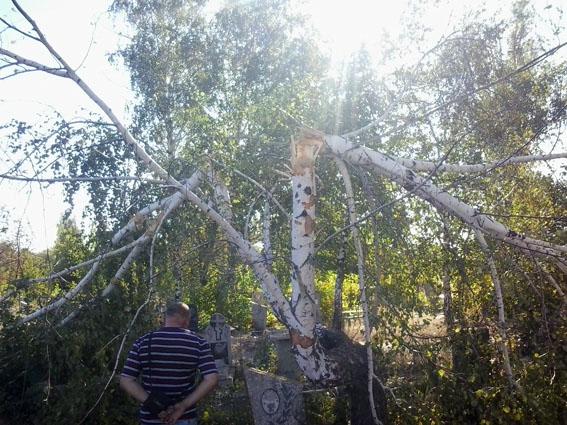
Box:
[120,375,149,404]
[165,373,219,425]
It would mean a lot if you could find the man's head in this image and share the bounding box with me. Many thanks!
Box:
[164,301,191,328]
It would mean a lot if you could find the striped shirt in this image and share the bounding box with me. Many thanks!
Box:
[121,327,218,424]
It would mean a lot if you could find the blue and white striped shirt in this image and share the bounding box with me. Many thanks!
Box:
[121,327,218,424]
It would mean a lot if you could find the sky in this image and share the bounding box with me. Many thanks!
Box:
[0,0,565,251]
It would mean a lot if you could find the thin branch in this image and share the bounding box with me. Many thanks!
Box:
[373,373,400,406]
[9,0,179,184]
[0,16,41,41]
[208,157,289,218]
[479,212,567,222]
[59,173,203,325]
[533,258,567,304]
[474,231,521,391]
[19,175,202,324]
[0,61,17,71]
[112,171,202,245]
[0,174,164,184]
[335,156,381,425]
[243,191,264,240]
[262,195,273,267]
[9,238,141,291]
[58,239,214,327]
[0,47,67,77]
[342,41,567,139]
[77,281,154,424]
[176,181,300,330]
[317,131,460,253]
[335,157,382,425]
[392,152,567,174]
[19,261,101,324]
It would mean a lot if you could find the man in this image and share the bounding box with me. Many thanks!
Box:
[120,302,219,425]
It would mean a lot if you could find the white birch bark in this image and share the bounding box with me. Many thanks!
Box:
[20,261,101,323]
[5,1,180,186]
[335,157,381,425]
[26,175,202,324]
[27,217,153,325]
[392,152,567,174]
[474,230,518,390]
[7,173,203,304]
[112,196,174,245]
[60,197,185,326]
[209,170,233,222]
[290,135,323,335]
[325,134,566,258]
[183,187,337,383]
[112,172,203,245]
[176,184,301,329]
[441,219,455,329]
[15,239,141,290]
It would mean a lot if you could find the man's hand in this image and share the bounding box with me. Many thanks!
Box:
[157,405,176,423]
[163,402,187,425]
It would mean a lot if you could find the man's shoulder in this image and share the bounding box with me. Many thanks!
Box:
[155,327,208,342]
[134,328,209,346]
[133,331,153,346]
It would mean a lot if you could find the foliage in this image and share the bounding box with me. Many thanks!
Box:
[0,0,566,424]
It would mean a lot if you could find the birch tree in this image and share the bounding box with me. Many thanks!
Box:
[1,1,566,424]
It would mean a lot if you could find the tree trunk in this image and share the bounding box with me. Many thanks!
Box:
[288,134,387,423]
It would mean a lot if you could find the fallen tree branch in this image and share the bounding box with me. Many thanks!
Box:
[208,156,289,218]
[335,156,381,425]
[6,0,181,185]
[391,152,567,174]
[59,177,203,326]
[475,231,520,391]
[325,134,567,259]
[0,47,66,77]
[8,239,140,291]
[20,261,101,323]
[0,174,164,184]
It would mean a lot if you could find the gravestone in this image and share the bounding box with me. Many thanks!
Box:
[244,367,306,425]
[269,331,302,380]
[251,302,267,333]
[204,313,232,380]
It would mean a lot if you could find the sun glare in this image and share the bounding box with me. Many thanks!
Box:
[304,0,405,58]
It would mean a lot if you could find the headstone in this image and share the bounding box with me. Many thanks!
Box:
[204,313,232,380]
[244,367,306,425]
[269,331,302,380]
[251,302,267,333]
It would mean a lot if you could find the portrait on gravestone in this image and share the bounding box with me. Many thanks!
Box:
[261,388,280,415]
[244,367,306,425]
